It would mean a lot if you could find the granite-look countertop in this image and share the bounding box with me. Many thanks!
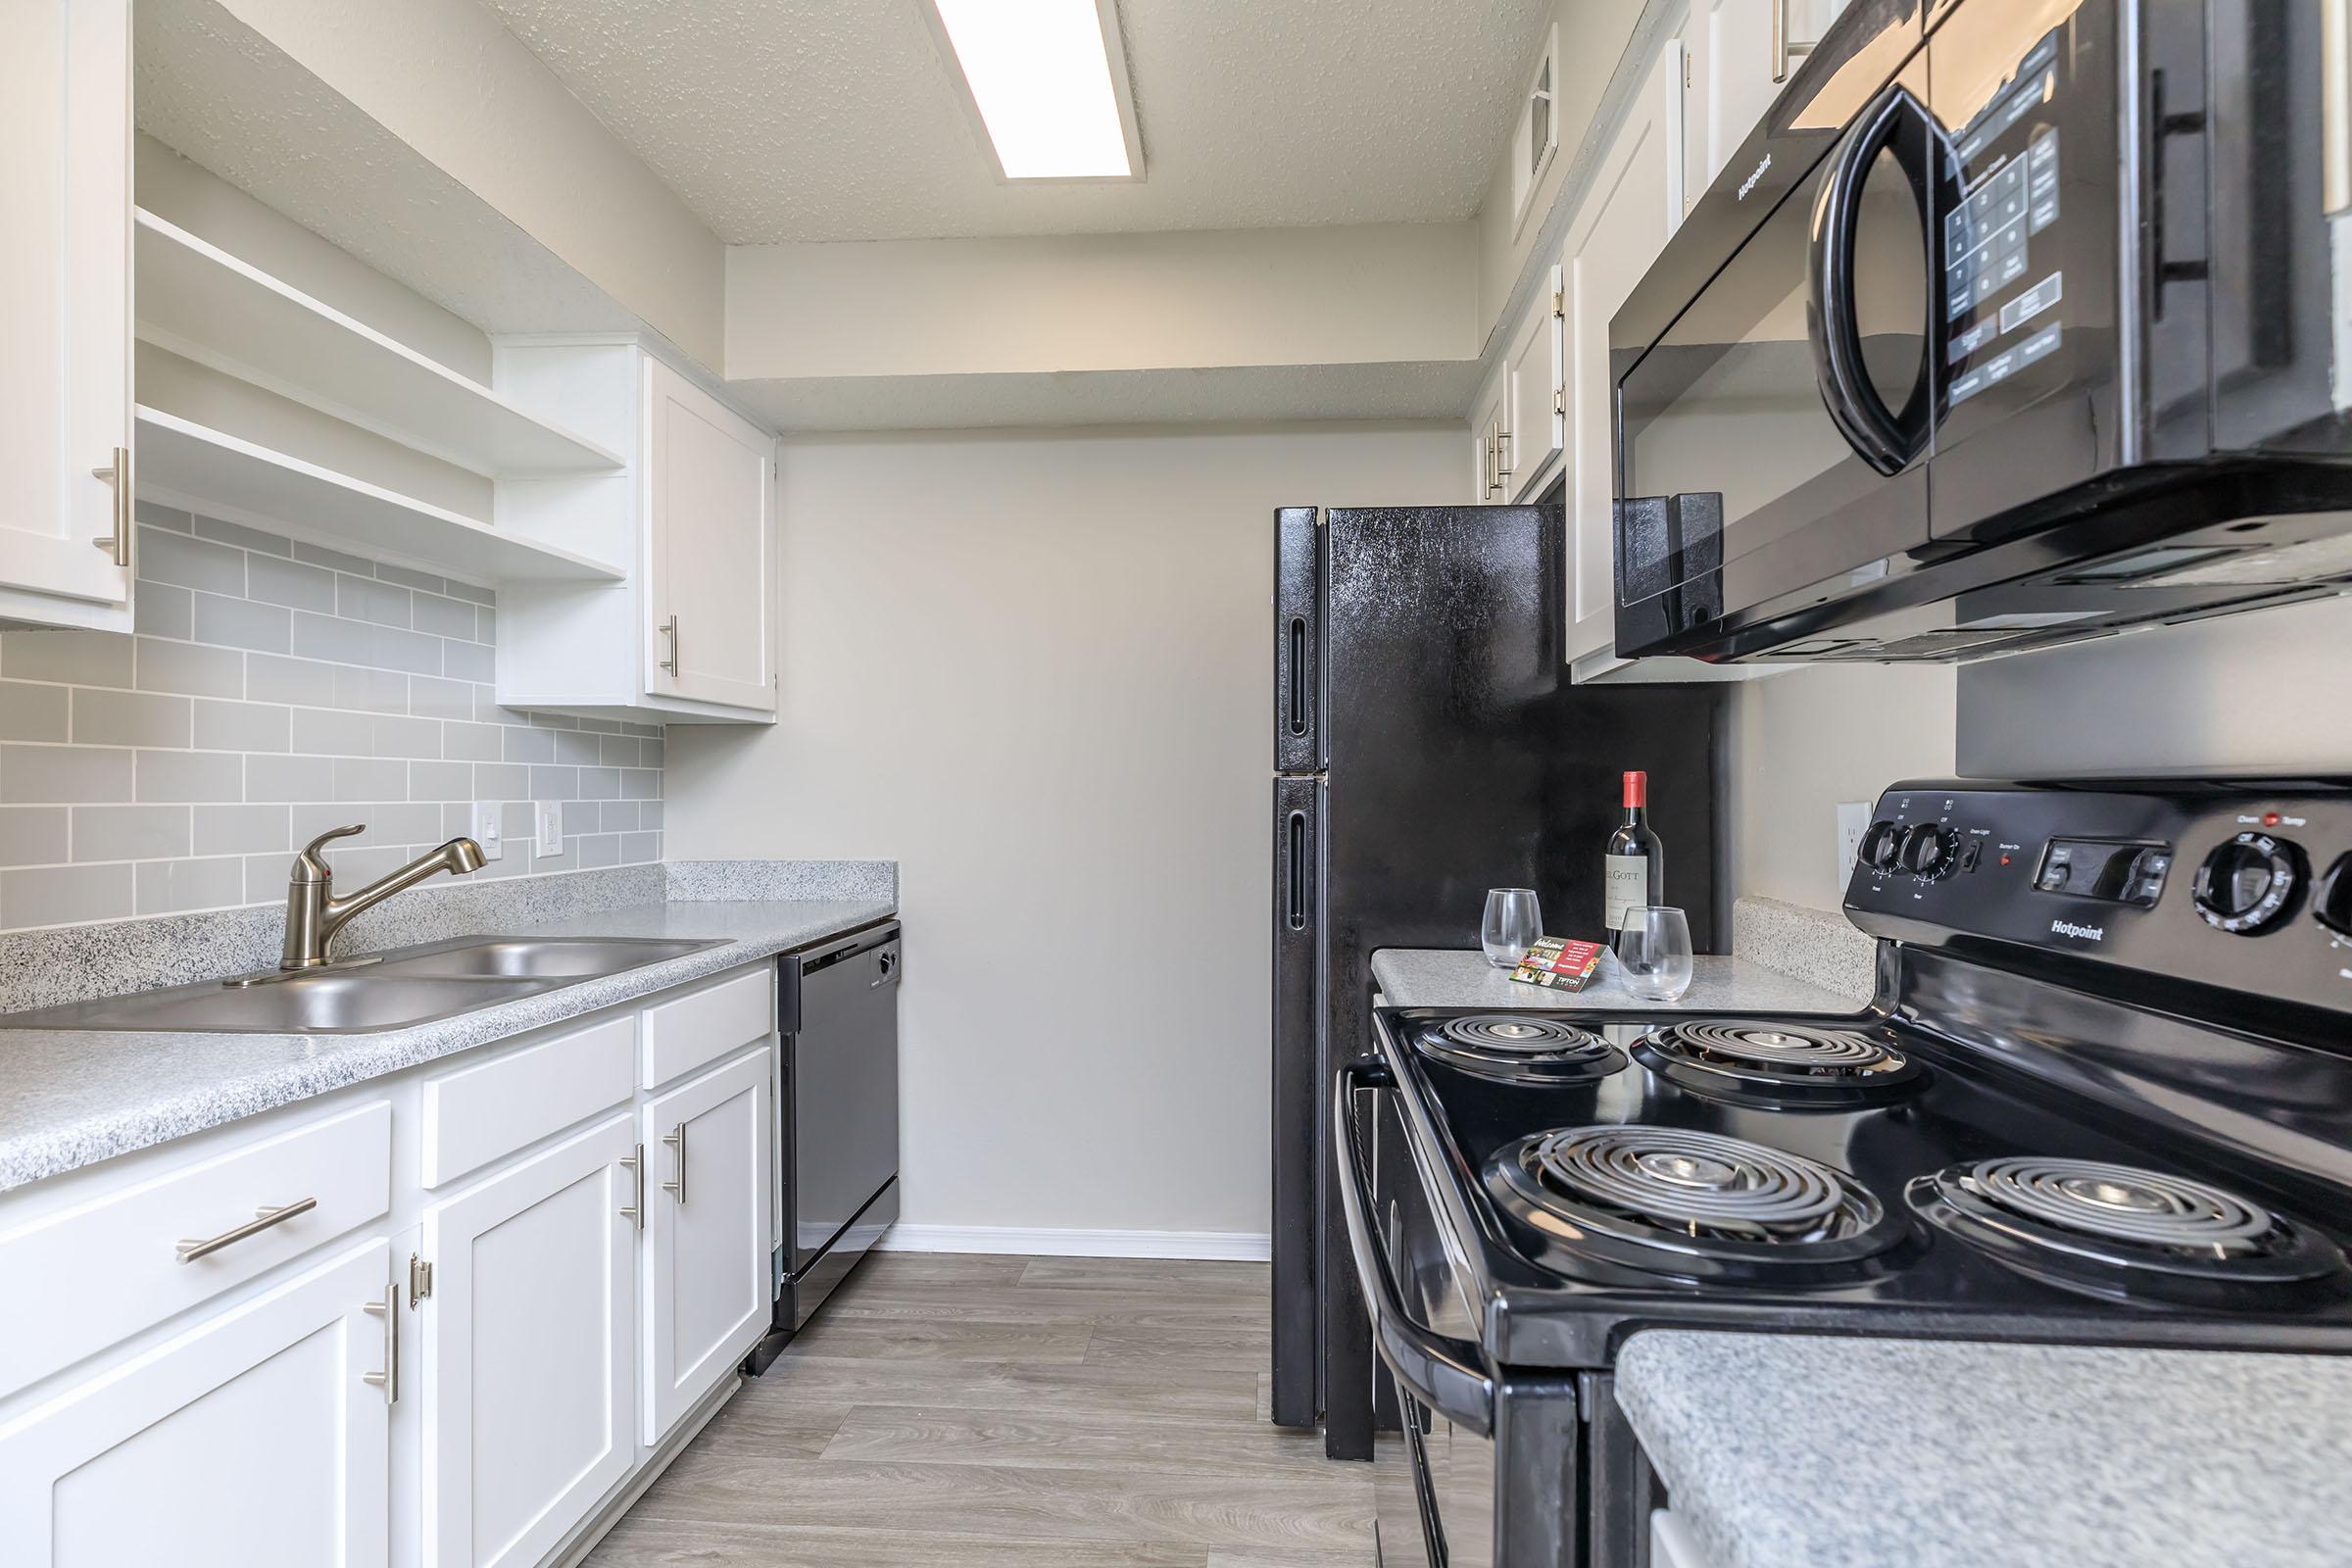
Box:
[0,897,893,1193]
[1369,949,1866,1015]
[1616,1331,2352,1568]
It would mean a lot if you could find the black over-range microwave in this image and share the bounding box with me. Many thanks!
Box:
[1611,0,2352,664]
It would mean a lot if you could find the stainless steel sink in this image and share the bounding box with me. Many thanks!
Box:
[0,935,724,1034]
[373,937,714,979]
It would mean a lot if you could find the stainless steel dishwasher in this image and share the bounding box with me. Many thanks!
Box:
[747,919,901,1374]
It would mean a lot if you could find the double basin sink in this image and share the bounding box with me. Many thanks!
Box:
[0,936,725,1035]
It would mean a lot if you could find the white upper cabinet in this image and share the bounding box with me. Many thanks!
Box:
[1562,46,1683,666]
[644,359,779,712]
[1471,372,1507,504]
[0,1239,393,1568]
[1,0,133,630]
[1504,266,1567,502]
[495,341,781,724]
[1684,0,1853,199]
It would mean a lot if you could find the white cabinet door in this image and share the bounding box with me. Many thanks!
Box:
[644,358,777,712]
[1470,375,1506,504]
[641,1046,772,1444]
[420,1114,637,1568]
[1688,0,1852,195]
[1562,47,1684,665]
[1504,267,1566,501]
[0,0,132,628]
[0,1239,391,1568]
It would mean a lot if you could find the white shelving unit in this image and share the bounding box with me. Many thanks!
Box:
[134,408,623,583]
[133,210,622,478]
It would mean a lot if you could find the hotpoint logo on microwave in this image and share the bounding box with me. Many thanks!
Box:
[1738,153,1773,200]
[2050,918,2106,944]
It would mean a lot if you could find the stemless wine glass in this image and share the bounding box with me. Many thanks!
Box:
[1482,888,1544,968]
[1614,906,1694,1002]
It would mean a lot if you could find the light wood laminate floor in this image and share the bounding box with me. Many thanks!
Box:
[584,1252,1374,1567]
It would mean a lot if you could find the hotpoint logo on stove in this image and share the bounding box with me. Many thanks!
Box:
[2050,918,2106,943]
[1738,153,1773,200]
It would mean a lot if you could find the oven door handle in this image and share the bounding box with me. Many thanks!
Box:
[1334,1057,1495,1439]
[1807,82,1941,476]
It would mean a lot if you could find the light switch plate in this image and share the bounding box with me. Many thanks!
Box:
[535,802,563,858]
[469,801,503,861]
[1836,801,1874,889]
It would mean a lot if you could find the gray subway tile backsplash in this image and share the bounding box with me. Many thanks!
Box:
[0,519,664,930]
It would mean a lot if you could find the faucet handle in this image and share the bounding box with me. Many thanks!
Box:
[293,823,367,883]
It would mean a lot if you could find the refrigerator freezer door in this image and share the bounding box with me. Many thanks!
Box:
[1275,508,1323,775]
[1270,771,1325,1429]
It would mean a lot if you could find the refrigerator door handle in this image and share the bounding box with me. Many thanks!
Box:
[1285,809,1310,930]
[1286,616,1310,741]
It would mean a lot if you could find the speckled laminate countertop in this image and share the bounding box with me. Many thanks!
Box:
[1616,1331,2352,1568]
[1369,949,1867,1015]
[0,897,893,1192]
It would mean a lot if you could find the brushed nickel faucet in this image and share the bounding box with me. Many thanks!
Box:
[270,824,487,974]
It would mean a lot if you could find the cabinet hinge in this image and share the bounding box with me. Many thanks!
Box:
[409,1253,435,1307]
[1555,387,1567,416]
[1552,287,1564,318]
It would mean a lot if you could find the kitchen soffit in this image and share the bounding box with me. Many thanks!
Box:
[476,0,1552,244]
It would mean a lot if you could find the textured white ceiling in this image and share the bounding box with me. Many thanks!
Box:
[475,0,1553,244]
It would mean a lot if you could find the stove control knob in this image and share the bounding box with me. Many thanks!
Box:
[1896,823,1955,878]
[2317,855,2352,939]
[1858,821,1903,873]
[2192,833,2305,934]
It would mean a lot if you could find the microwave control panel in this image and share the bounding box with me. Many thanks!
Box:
[1940,29,2066,408]
[1845,783,2352,1017]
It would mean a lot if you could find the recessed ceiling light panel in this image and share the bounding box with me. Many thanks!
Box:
[922,0,1145,181]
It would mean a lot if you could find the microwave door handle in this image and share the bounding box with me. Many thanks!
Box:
[1807,84,1939,475]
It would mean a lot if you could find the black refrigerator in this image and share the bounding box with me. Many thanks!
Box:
[1270,503,1727,1460]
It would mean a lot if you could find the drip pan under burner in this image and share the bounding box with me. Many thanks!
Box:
[1633,1019,1926,1108]
[1484,1124,1909,1285]
[1417,1013,1627,1086]
[1908,1156,2352,1309]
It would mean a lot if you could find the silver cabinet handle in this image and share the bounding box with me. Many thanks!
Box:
[662,1122,687,1204]
[90,446,130,564]
[619,1143,645,1228]
[1773,0,1817,84]
[1496,428,1514,482]
[658,615,680,674]
[362,1284,399,1404]
[175,1197,317,1262]
[2326,0,2350,216]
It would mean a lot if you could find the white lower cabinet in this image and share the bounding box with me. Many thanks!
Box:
[421,1114,638,1568]
[642,1047,774,1444]
[0,1238,394,1567]
[0,958,786,1568]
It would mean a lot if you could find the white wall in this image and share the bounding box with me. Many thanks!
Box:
[1958,596,2352,778]
[1728,664,1958,911]
[662,424,1464,1241]
[727,223,1480,381]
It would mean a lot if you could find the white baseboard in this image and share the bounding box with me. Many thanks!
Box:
[874,1224,1272,1262]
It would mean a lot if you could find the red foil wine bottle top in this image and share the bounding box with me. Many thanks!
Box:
[1624,770,1647,808]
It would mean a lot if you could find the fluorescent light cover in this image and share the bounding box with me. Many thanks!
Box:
[931,0,1133,179]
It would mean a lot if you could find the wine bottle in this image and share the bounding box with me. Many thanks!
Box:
[1604,770,1663,936]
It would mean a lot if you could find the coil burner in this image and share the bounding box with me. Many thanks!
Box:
[1633,1020,1926,1107]
[1416,1014,1627,1086]
[1908,1156,2352,1309]
[1485,1125,1908,1284]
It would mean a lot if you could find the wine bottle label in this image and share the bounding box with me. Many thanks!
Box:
[1604,854,1650,932]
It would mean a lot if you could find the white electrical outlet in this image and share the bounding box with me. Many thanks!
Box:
[1836,801,1875,887]
[535,802,564,858]
[468,801,503,861]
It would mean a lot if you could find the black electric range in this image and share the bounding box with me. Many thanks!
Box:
[1344,780,2352,1568]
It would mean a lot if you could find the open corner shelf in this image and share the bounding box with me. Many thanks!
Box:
[134,408,625,584]
[133,209,626,480]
